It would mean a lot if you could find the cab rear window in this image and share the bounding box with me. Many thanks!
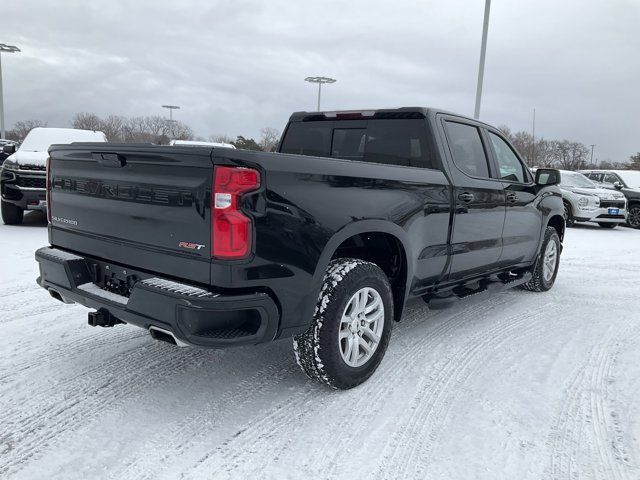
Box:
[280,119,436,169]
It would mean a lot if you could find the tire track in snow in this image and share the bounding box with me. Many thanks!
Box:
[0,285,62,324]
[0,283,39,299]
[547,322,640,480]
[0,301,69,323]
[183,294,518,479]
[0,339,211,477]
[317,295,521,479]
[375,300,565,480]
[111,353,301,480]
[0,323,147,388]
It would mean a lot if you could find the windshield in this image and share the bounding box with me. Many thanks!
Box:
[20,128,106,152]
[616,171,640,189]
[561,171,596,188]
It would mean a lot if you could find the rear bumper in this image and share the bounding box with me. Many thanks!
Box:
[35,246,280,348]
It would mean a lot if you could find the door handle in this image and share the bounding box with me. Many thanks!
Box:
[457,192,474,203]
[507,193,519,203]
[93,152,126,168]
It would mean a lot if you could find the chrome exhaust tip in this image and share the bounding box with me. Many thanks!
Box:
[48,288,74,304]
[148,326,189,347]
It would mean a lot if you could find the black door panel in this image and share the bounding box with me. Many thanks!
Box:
[484,130,543,266]
[499,183,541,264]
[440,118,506,280]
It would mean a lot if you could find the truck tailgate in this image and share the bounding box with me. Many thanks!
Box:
[47,144,213,285]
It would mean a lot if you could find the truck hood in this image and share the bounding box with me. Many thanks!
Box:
[567,186,625,200]
[6,151,48,167]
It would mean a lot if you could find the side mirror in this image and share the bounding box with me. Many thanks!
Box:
[535,168,560,186]
[2,144,16,155]
[613,181,624,190]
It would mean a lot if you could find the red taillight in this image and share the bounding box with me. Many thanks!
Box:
[212,166,260,259]
[46,156,52,223]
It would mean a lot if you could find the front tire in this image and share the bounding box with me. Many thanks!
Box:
[627,205,640,229]
[563,202,575,227]
[598,223,617,229]
[293,258,394,390]
[521,226,561,292]
[1,200,24,225]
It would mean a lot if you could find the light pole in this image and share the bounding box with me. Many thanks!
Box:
[474,0,491,119]
[531,108,536,167]
[0,43,21,139]
[304,76,336,111]
[161,104,180,122]
[590,144,596,165]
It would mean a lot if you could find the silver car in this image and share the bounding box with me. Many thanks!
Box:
[558,170,627,228]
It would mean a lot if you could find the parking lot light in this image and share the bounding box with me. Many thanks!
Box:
[0,43,21,139]
[304,77,336,111]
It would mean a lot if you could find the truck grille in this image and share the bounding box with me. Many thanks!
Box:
[19,164,46,172]
[17,176,46,189]
[599,200,625,209]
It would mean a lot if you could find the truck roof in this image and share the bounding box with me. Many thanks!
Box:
[20,127,107,152]
[288,107,492,127]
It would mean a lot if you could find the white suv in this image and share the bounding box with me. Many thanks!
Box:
[1,128,107,224]
[558,170,627,228]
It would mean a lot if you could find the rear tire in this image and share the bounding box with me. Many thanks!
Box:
[1,200,24,225]
[598,223,617,229]
[293,258,394,390]
[521,226,561,292]
[627,205,640,229]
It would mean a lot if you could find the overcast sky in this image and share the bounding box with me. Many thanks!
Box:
[3,0,639,161]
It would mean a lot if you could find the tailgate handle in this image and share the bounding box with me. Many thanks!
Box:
[93,153,126,168]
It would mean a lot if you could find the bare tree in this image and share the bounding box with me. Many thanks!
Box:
[533,139,556,168]
[209,134,235,144]
[258,127,280,152]
[552,140,589,170]
[497,124,604,171]
[167,120,193,143]
[497,125,512,139]
[72,112,101,131]
[598,159,632,170]
[6,120,48,141]
[100,115,126,142]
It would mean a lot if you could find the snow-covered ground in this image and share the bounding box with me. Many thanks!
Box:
[1,212,639,480]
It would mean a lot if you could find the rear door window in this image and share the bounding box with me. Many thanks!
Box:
[364,119,430,167]
[279,122,332,157]
[444,121,490,178]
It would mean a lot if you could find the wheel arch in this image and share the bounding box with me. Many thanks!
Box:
[310,221,412,323]
[547,214,565,243]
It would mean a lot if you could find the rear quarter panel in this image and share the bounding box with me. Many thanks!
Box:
[211,149,452,335]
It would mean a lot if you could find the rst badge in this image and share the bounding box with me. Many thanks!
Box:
[178,241,206,251]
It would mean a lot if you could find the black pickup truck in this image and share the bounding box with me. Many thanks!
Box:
[36,107,564,389]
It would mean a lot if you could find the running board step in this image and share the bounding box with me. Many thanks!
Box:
[425,272,532,309]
